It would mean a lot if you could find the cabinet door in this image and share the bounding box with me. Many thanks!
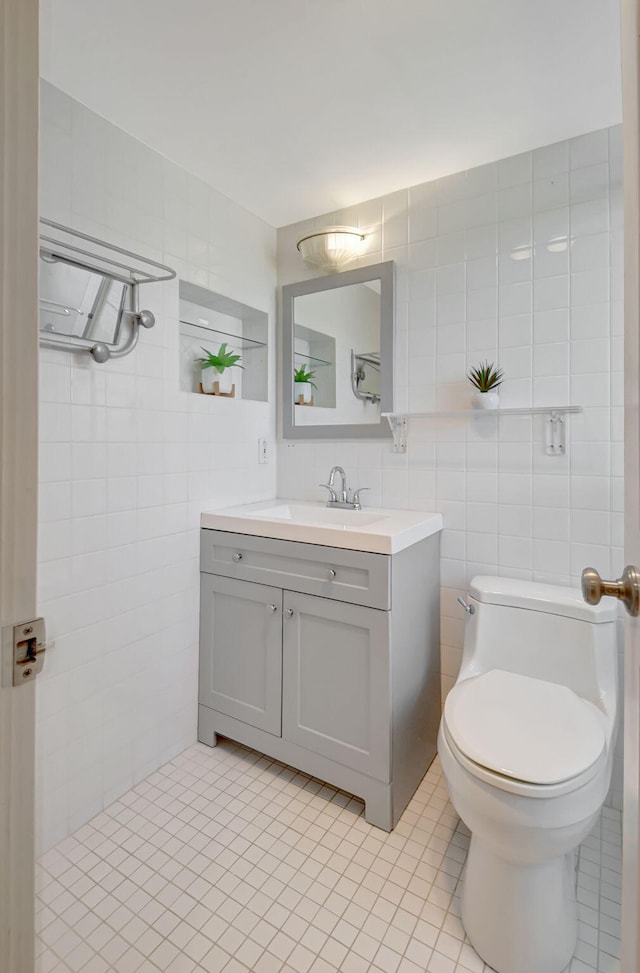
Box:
[199,574,282,735]
[282,591,390,781]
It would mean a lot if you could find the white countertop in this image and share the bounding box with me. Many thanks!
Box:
[200,499,443,554]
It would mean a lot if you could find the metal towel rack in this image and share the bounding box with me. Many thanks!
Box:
[39,218,176,363]
[351,349,381,404]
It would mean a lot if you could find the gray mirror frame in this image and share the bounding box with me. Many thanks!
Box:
[282,260,395,440]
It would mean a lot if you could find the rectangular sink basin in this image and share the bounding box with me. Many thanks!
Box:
[201,499,443,554]
[254,504,386,527]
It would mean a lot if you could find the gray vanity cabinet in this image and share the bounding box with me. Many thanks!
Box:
[282,591,390,782]
[198,528,441,830]
[199,574,283,736]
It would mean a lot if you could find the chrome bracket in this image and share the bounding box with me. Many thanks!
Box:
[386,414,408,453]
[545,411,566,456]
[13,617,47,685]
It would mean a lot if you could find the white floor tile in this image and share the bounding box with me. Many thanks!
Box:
[36,741,622,973]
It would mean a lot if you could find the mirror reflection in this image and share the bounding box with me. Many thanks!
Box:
[283,261,394,440]
[293,280,381,426]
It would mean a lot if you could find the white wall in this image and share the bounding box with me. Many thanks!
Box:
[277,127,624,809]
[36,81,277,852]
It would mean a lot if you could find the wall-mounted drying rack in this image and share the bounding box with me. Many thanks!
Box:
[39,218,176,363]
[382,405,583,455]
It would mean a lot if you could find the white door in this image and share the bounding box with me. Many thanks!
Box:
[0,0,40,971]
[621,0,640,968]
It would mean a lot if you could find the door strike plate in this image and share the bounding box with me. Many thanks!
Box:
[13,617,46,685]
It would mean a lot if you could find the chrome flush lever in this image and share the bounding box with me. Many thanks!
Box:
[457,596,476,616]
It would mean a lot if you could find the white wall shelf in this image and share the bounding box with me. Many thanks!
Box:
[382,406,583,455]
[294,350,332,367]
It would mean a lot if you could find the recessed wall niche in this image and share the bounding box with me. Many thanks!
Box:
[179,280,268,401]
[294,325,336,408]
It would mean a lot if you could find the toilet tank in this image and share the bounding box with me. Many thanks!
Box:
[460,576,619,714]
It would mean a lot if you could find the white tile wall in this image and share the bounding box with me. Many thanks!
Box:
[37,81,277,853]
[276,126,624,810]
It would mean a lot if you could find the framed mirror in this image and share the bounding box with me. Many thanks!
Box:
[282,260,394,439]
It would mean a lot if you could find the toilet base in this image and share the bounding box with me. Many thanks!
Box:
[461,836,577,973]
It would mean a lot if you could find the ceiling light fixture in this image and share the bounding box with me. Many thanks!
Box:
[547,236,568,253]
[296,226,365,273]
[510,245,533,261]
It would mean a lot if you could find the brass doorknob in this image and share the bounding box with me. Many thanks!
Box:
[581,565,640,617]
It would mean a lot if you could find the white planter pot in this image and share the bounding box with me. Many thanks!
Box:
[214,368,233,394]
[472,390,499,410]
[201,367,233,393]
[201,368,215,393]
[295,381,313,404]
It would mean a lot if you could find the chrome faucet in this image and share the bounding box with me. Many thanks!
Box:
[328,465,347,502]
[320,466,370,511]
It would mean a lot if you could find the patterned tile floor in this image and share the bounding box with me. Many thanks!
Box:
[36,741,622,973]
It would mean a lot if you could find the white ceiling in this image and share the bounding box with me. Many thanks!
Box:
[39,0,622,228]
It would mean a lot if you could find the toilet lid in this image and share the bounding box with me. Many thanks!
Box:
[444,669,606,785]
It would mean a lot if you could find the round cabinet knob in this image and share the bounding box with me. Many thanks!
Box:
[268,604,278,613]
[232,552,243,562]
[327,569,336,580]
[286,609,294,618]
[581,564,640,617]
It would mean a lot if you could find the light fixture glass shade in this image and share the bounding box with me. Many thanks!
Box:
[296,226,365,272]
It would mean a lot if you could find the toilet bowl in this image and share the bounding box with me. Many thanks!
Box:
[438,576,618,973]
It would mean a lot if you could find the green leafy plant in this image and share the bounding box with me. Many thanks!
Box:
[294,363,318,390]
[467,360,504,392]
[195,343,244,373]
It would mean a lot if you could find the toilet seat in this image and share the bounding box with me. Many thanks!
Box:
[443,669,606,795]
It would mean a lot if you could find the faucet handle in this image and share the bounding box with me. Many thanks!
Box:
[349,487,370,509]
[319,483,338,503]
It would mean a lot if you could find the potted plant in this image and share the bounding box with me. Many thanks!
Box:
[467,360,504,410]
[195,343,243,394]
[294,363,318,405]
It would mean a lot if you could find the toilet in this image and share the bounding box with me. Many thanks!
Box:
[438,576,618,973]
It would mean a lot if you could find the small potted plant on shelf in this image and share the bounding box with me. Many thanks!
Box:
[467,360,504,410]
[294,363,318,405]
[195,343,243,395]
